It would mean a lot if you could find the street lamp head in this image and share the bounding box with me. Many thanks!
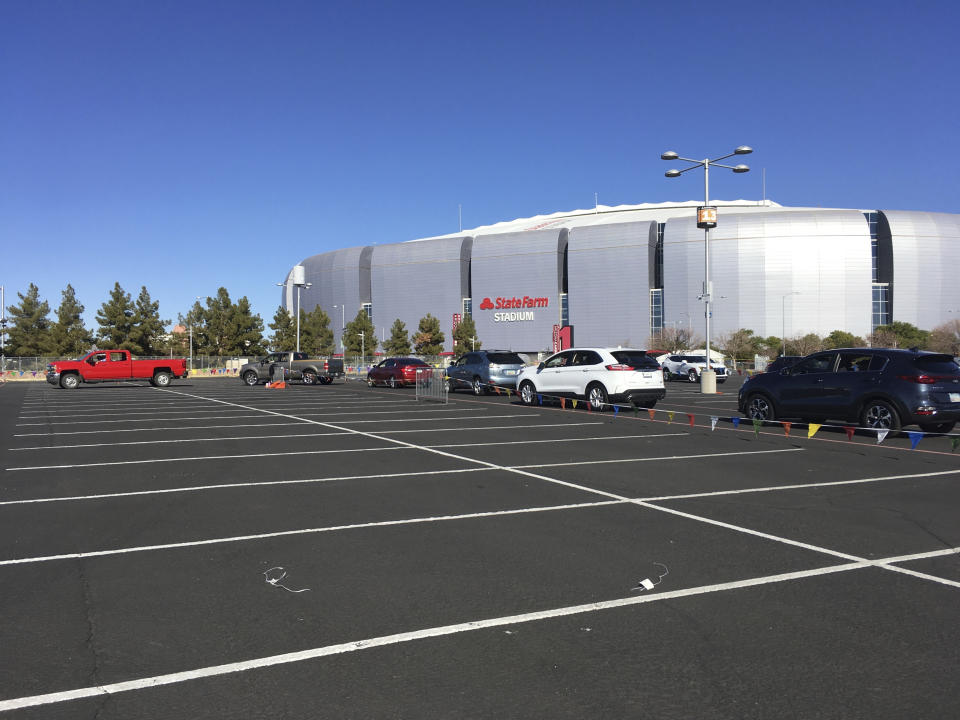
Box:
[732,164,750,173]
[660,151,679,161]
[665,169,682,178]
[734,146,753,155]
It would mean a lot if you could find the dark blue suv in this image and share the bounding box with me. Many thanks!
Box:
[738,348,960,433]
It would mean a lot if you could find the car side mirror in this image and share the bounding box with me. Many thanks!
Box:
[537,362,544,371]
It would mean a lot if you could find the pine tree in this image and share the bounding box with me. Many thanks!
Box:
[300,305,334,356]
[5,283,52,356]
[95,282,137,350]
[268,306,296,351]
[452,314,480,354]
[229,296,266,355]
[201,288,234,357]
[128,286,168,356]
[413,313,445,356]
[343,309,378,358]
[384,319,411,355]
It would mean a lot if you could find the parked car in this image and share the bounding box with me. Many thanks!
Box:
[367,357,431,388]
[445,350,527,394]
[764,355,801,374]
[517,348,665,411]
[738,348,960,432]
[239,352,344,386]
[661,354,729,383]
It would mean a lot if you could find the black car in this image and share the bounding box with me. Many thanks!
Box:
[738,348,960,433]
[764,355,801,374]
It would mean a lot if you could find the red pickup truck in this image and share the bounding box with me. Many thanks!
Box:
[46,350,189,389]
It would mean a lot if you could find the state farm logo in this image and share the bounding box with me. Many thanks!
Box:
[478,295,549,323]
[479,295,548,310]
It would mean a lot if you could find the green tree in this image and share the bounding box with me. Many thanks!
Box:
[343,309,378,358]
[5,283,52,355]
[716,328,761,369]
[824,330,866,349]
[229,296,266,355]
[869,321,929,349]
[128,286,169,356]
[793,333,824,356]
[299,305,334,356]
[452,314,481,354]
[413,313,445,355]
[96,282,137,350]
[268,306,296,351]
[197,288,234,356]
[384,319,411,355]
[48,284,91,357]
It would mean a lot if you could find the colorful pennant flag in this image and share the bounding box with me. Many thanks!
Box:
[633,405,639,417]
[876,429,889,444]
[731,417,740,428]
[560,398,566,409]
[687,413,695,427]
[844,426,855,441]
[710,416,719,431]
[613,405,620,418]
[752,418,762,436]
[587,402,592,412]
[667,411,675,423]
[647,409,655,420]
[908,432,922,450]
[951,437,960,453]
[807,423,821,439]
[571,399,578,409]
[537,393,543,406]
[781,421,791,437]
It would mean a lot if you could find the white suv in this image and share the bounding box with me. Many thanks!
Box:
[661,354,728,383]
[517,348,665,411]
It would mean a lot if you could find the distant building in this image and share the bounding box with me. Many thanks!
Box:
[281,200,960,353]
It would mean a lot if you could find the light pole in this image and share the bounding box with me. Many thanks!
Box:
[333,304,346,352]
[188,295,201,372]
[662,145,752,394]
[782,292,801,356]
[1,284,5,374]
[278,280,313,353]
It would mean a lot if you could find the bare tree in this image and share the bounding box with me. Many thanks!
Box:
[716,329,761,371]
[792,333,825,356]
[657,326,703,353]
[927,319,960,356]
[866,327,899,349]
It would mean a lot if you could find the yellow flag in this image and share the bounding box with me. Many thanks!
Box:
[668,411,675,423]
[807,423,821,439]
[572,399,578,409]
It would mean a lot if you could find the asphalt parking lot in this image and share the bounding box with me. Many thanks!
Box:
[1,375,958,719]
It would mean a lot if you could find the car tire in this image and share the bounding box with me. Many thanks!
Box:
[472,376,486,395]
[918,421,956,434]
[688,369,698,383]
[152,371,172,388]
[302,370,318,385]
[861,399,901,432]
[745,393,776,421]
[367,377,376,387]
[587,383,608,411]
[242,371,259,386]
[60,374,80,389]
[319,376,332,385]
[662,368,671,382]
[519,381,537,406]
[387,376,396,389]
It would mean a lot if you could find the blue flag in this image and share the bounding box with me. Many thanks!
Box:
[908,431,922,450]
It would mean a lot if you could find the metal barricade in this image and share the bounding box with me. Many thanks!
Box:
[415,368,448,404]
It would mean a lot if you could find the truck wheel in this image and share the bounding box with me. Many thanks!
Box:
[60,374,80,390]
[319,376,332,385]
[302,370,318,385]
[242,371,259,386]
[152,371,172,387]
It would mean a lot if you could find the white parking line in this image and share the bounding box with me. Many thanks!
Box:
[2,547,955,713]
[13,422,311,437]
[512,448,803,469]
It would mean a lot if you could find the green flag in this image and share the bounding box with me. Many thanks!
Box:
[752,418,762,437]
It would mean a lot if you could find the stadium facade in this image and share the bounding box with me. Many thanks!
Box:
[281,200,960,354]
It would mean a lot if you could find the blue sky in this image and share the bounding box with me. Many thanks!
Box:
[2,0,958,332]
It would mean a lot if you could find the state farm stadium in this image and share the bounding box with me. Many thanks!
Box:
[281,200,960,354]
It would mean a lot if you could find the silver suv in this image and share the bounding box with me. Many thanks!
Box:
[445,350,527,394]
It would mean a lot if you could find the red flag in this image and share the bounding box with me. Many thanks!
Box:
[561,398,566,409]
[587,402,592,413]
[844,426,855,441]
[687,414,695,427]
[647,409,655,420]
[782,421,791,437]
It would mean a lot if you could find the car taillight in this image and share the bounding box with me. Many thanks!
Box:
[605,364,634,371]
[898,374,938,384]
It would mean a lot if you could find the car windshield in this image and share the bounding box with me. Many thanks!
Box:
[688,356,707,363]
[487,353,523,364]
[913,355,960,374]
[611,351,659,369]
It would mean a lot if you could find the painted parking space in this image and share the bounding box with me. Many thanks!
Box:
[1,377,958,718]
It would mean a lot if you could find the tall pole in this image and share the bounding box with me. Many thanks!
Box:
[701,159,717,393]
[296,285,301,354]
[1,285,5,374]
